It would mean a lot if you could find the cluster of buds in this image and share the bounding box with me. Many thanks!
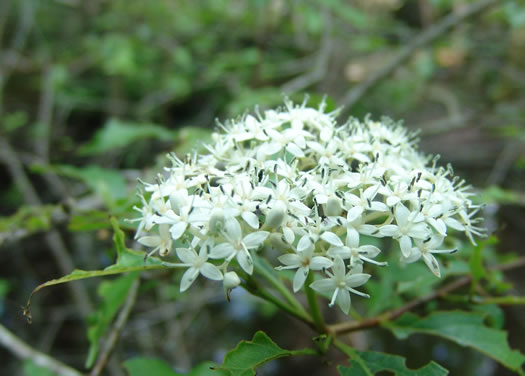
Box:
[132,99,484,314]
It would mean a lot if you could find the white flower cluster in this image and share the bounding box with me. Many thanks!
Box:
[132,99,484,314]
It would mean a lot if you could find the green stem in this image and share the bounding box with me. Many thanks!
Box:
[240,273,313,325]
[472,295,525,305]
[304,271,326,333]
[253,256,309,317]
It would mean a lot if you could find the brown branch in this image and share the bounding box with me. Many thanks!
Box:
[329,255,525,335]
[337,0,501,115]
[89,277,140,376]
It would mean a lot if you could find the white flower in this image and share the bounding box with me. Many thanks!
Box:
[137,224,172,257]
[310,256,370,314]
[133,99,484,307]
[378,178,418,207]
[344,185,389,219]
[379,203,431,257]
[276,237,332,292]
[327,230,386,267]
[156,198,209,240]
[176,244,223,291]
[209,218,269,274]
[130,194,156,238]
[408,235,458,277]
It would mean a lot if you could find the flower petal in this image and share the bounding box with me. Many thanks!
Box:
[327,246,350,259]
[237,249,254,274]
[209,243,235,259]
[137,236,160,247]
[379,225,398,237]
[243,231,269,249]
[242,211,260,229]
[293,267,309,292]
[358,245,380,258]
[309,278,336,295]
[282,227,295,244]
[200,263,223,281]
[394,204,410,225]
[277,253,301,267]
[332,256,346,278]
[170,222,188,240]
[336,289,351,314]
[310,256,333,270]
[345,273,371,288]
[346,206,364,222]
[286,143,305,158]
[422,253,441,278]
[321,232,344,247]
[225,218,242,242]
[297,236,312,252]
[399,235,412,258]
[180,267,199,292]
[176,248,196,264]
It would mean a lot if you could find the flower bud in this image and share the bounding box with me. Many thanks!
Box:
[325,197,342,217]
[223,271,241,301]
[208,208,225,233]
[269,232,289,252]
[264,201,287,229]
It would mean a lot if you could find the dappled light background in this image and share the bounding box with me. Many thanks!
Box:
[0,1,524,375]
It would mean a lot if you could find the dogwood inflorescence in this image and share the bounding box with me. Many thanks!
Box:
[132,99,484,314]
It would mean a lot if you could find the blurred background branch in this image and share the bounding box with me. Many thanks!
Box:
[338,0,501,114]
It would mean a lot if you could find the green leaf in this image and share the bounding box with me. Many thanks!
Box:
[79,118,176,155]
[338,350,448,376]
[24,218,165,320]
[366,262,403,316]
[180,362,229,376]
[85,272,139,368]
[470,304,505,329]
[68,211,113,232]
[123,358,228,376]
[122,357,176,376]
[481,186,525,206]
[469,239,491,283]
[383,311,525,374]
[23,360,59,376]
[217,331,316,376]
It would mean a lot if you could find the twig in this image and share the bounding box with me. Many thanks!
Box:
[280,9,332,93]
[0,0,34,116]
[0,137,93,316]
[36,63,55,162]
[329,255,525,335]
[337,0,501,114]
[0,323,83,376]
[419,111,475,136]
[89,277,140,376]
[486,140,523,186]
[0,0,11,46]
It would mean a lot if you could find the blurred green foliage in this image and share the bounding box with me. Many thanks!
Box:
[1,0,525,375]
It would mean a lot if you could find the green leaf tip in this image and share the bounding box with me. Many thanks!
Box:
[23,218,164,322]
[216,331,316,376]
